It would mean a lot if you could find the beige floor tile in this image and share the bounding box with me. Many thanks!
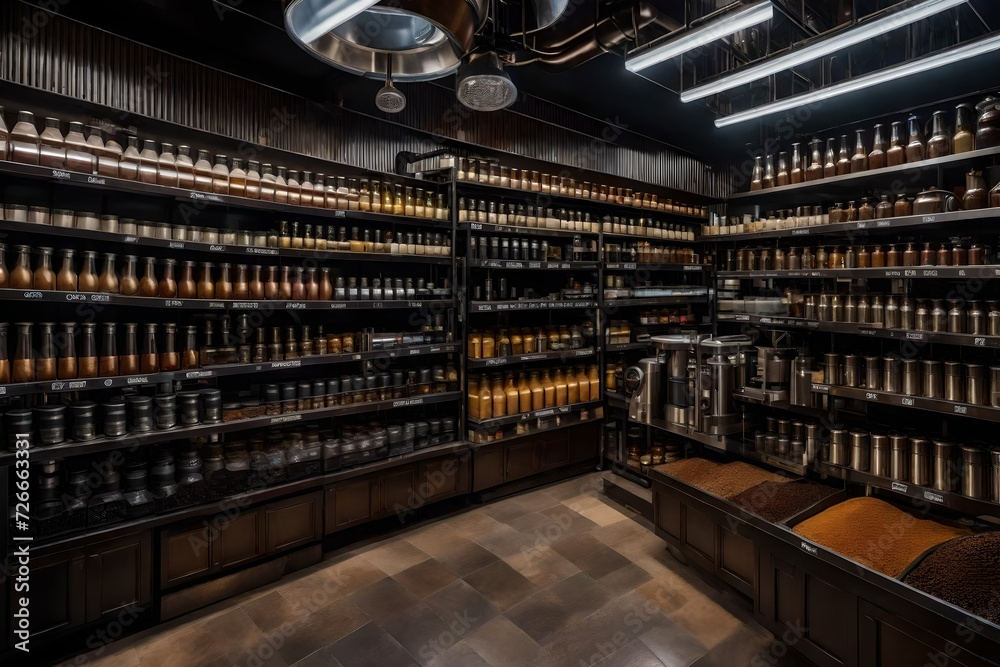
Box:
[669,598,744,650]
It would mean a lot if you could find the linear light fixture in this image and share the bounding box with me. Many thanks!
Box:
[625,0,774,73]
[682,0,968,102]
[714,33,1000,127]
[285,0,381,45]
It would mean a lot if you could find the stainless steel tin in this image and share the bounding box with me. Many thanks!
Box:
[843,355,860,388]
[911,437,931,486]
[944,361,963,403]
[865,356,881,390]
[883,356,902,393]
[824,353,842,386]
[932,440,955,492]
[921,360,942,399]
[902,359,921,396]
[119,218,137,235]
[52,209,74,227]
[871,434,890,477]
[75,211,99,230]
[990,448,1000,503]
[153,222,171,240]
[99,214,119,234]
[991,366,1000,408]
[966,364,986,405]
[137,220,156,237]
[849,430,870,472]
[28,206,49,225]
[960,445,985,499]
[829,429,848,466]
[173,225,189,241]
[890,435,910,481]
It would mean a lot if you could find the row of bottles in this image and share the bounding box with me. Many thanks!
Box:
[0,318,456,384]
[787,292,1000,334]
[467,323,596,359]
[455,157,708,219]
[467,366,601,420]
[0,244,447,300]
[726,241,990,271]
[603,241,699,264]
[0,108,449,220]
[749,99,1000,191]
[469,235,598,263]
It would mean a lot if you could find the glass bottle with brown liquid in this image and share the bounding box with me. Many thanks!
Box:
[138,257,157,297]
[178,260,197,298]
[517,372,532,412]
[140,323,158,373]
[119,255,139,296]
[320,268,333,301]
[762,154,775,189]
[229,158,247,198]
[887,122,905,166]
[906,115,925,162]
[33,247,55,290]
[927,110,951,158]
[161,323,179,371]
[776,152,789,187]
[120,323,139,375]
[823,138,836,178]
[78,250,98,292]
[260,164,276,201]
[851,129,869,173]
[468,376,481,419]
[790,143,803,184]
[215,263,234,299]
[10,245,32,289]
[212,155,230,194]
[120,136,141,180]
[57,249,77,291]
[12,323,34,383]
[528,371,544,410]
[504,374,519,415]
[159,259,177,298]
[233,264,249,299]
[176,145,195,189]
[541,369,556,408]
[138,140,159,184]
[56,322,79,380]
[198,262,215,299]
[193,149,213,192]
[245,160,261,199]
[954,104,975,154]
[35,322,56,381]
[79,322,97,378]
[837,135,851,175]
[807,139,824,181]
[265,266,280,300]
[284,169,299,205]
[587,365,600,398]
[292,267,305,301]
[0,323,8,383]
[182,325,199,370]
[156,143,179,187]
[869,124,887,170]
[249,265,265,300]
[488,375,505,417]
[99,322,118,376]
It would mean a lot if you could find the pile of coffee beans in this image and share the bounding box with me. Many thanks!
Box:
[902,532,1000,624]
[730,480,839,523]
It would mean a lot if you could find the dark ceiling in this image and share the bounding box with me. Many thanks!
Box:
[23,0,1000,166]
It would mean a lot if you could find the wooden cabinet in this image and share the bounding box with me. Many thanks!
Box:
[324,453,471,534]
[161,524,213,589]
[217,511,266,569]
[16,532,150,644]
[325,478,375,533]
[474,423,599,492]
[858,600,995,667]
[757,549,857,667]
[265,492,322,555]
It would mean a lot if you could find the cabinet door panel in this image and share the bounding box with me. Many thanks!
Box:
[27,549,86,640]
[86,533,151,622]
[474,447,505,492]
[161,526,212,589]
[653,488,682,544]
[217,510,265,570]
[418,455,469,504]
[505,441,537,482]
[717,524,755,598]
[325,479,375,533]
[266,492,322,554]
[804,572,855,666]
[539,438,570,471]
[379,467,417,518]
[681,502,715,572]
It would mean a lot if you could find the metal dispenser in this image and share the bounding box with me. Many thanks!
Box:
[697,335,752,435]
[742,331,803,405]
[651,334,702,428]
[626,357,663,425]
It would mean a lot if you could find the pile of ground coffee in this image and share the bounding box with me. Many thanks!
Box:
[793,497,970,578]
[730,480,839,523]
[696,461,791,499]
[902,532,1000,624]
[653,458,722,488]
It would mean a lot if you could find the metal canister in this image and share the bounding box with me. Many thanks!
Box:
[856,295,870,324]
[764,434,778,455]
[991,448,1000,503]
[885,295,900,329]
[865,356,881,390]
[777,435,790,458]
[818,293,831,322]
[968,301,985,335]
[849,430,870,472]
[890,435,910,481]
[831,294,843,322]
[844,295,857,323]
[911,437,931,486]
[966,364,986,406]
[754,432,765,452]
[804,295,817,320]
[932,440,956,492]
[829,429,848,466]
[806,423,823,466]
[944,361,964,403]
[870,295,885,325]
[843,355,861,388]
[902,359,921,396]
[921,360,942,399]
[948,300,966,334]
[883,356,902,393]
[824,353,842,386]
[778,419,791,437]
[871,434,890,477]
[900,297,915,330]
[989,301,1000,336]
[915,299,930,331]
[960,445,985,499]
[991,366,1000,408]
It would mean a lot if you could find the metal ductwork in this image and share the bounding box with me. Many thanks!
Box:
[529,1,664,72]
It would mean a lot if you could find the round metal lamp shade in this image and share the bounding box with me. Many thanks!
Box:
[456,51,518,111]
[284,0,488,82]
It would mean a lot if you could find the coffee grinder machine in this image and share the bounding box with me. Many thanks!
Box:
[625,357,663,425]
[741,331,803,405]
[697,335,752,435]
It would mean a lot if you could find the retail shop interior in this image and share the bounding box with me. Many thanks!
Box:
[3,1,1000,666]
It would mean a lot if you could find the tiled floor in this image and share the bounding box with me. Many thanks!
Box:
[61,473,811,667]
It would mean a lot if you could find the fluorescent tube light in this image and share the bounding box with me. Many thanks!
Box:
[625,0,774,73]
[714,33,1000,127]
[682,0,968,102]
[285,0,381,44]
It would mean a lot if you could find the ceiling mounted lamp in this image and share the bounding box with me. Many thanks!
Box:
[625,0,774,73]
[456,50,518,111]
[714,32,1000,127]
[375,55,407,113]
[682,0,968,102]
[283,0,489,82]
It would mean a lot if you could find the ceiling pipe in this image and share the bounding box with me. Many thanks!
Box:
[532,1,660,71]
